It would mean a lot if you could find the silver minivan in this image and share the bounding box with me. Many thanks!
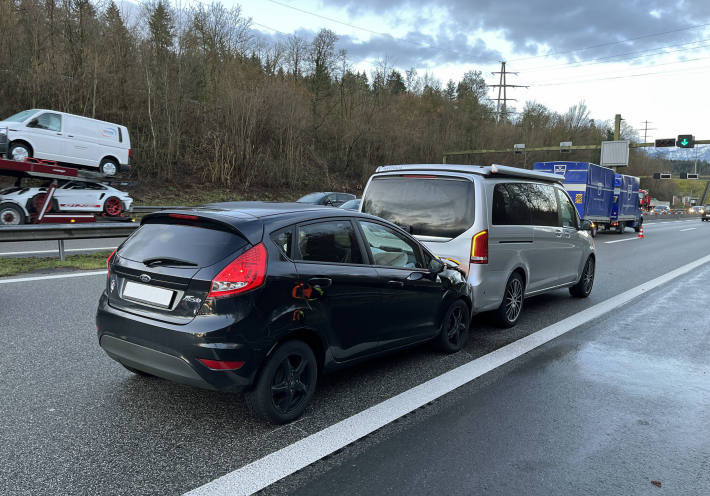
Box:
[361,164,595,327]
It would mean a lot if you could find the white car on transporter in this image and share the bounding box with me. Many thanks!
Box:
[0,109,131,176]
[0,180,133,225]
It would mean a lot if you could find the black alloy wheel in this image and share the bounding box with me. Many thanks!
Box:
[570,256,595,298]
[495,272,524,328]
[436,300,470,353]
[246,340,317,424]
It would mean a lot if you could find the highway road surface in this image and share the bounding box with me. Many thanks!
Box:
[0,216,708,495]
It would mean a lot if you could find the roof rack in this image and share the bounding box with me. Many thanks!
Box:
[374,163,565,183]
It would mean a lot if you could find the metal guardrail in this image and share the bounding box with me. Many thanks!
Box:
[0,223,140,260]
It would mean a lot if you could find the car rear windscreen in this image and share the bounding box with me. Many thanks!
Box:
[362,176,475,238]
[119,223,248,267]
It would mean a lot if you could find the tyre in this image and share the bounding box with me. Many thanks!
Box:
[103,196,123,216]
[8,142,32,162]
[246,340,317,424]
[616,223,624,234]
[121,364,153,377]
[435,299,470,353]
[634,225,641,233]
[495,272,524,328]
[0,202,25,225]
[100,158,118,176]
[570,256,595,298]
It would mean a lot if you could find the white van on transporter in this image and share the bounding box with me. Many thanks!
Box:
[361,164,596,328]
[0,109,131,176]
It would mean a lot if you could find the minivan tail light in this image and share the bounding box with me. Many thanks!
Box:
[208,243,267,298]
[470,230,488,264]
[107,248,117,277]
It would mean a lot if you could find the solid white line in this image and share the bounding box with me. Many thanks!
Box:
[185,253,710,496]
[604,237,638,244]
[0,246,117,256]
[0,270,107,284]
[680,227,697,232]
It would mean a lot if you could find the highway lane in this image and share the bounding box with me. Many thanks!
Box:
[289,264,710,496]
[0,219,709,495]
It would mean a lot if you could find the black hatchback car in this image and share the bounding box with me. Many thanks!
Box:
[97,203,472,423]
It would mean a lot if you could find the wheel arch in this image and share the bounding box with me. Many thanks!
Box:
[100,155,120,166]
[265,328,326,374]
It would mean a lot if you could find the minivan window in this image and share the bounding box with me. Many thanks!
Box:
[4,110,36,122]
[120,223,248,267]
[492,183,558,226]
[362,176,475,238]
[556,189,579,229]
[296,220,363,264]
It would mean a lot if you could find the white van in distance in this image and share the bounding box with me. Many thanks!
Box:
[0,109,131,176]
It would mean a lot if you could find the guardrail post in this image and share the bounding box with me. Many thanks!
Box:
[58,240,65,261]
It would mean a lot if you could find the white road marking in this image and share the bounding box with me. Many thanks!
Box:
[604,237,638,244]
[0,246,117,256]
[185,254,710,496]
[0,270,107,284]
[680,227,697,232]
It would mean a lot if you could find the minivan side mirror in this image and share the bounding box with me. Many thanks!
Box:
[580,219,592,231]
[428,258,445,274]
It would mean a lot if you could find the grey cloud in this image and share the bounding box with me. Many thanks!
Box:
[321,0,710,61]
[251,27,501,68]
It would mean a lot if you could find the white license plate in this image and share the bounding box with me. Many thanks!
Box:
[123,280,175,308]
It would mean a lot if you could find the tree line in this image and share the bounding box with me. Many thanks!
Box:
[0,0,673,196]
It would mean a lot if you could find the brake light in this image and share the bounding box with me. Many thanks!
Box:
[208,243,267,297]
[128,148,132,157]
[169,213,198,220]
[199,359,244,370]
[470,230,488,264]
[107,248,117,277]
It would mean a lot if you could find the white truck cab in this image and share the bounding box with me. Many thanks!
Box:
[0,109,131,176]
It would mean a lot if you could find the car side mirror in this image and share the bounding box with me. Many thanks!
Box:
[26,119,38,128]
[580,219,592,231]
[428,258,445,274]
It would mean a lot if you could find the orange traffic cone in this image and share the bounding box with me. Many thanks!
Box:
[638,225,644,239]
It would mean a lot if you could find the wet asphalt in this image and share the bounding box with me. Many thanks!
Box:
[0,217,708,495]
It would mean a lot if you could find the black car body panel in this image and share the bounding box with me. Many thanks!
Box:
[97,204,472,394]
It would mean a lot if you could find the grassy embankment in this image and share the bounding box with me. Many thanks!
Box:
[0,252,112,277]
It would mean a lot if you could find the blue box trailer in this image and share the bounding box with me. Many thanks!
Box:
[533,161,642,235]
[610,174,642,232]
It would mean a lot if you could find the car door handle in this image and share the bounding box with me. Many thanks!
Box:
[308,277,332,288]
[56,132,62,136]
[554,229,563,237]
[387,280,404,288]
[67,134,74,138]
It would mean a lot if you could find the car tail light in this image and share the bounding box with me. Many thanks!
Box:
[128,149,132,158]
[169,213,199,220]
[208,243,267,298]
[199,359,244,370]
[107,248,117,277]
[470,230,488,264]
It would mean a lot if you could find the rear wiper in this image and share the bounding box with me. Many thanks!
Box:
[142,257,198,268]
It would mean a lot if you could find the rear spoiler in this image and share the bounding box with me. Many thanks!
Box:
[374,163,565,183]
[142,210,264,246]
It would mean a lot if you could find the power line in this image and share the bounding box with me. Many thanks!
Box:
[528,60,710,87]
[521,38,710,73]
[509,21,710,62]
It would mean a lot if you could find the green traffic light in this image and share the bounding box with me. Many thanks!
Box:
[680,138,689,147]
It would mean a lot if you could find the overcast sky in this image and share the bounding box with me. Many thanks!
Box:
[167,0,710,149]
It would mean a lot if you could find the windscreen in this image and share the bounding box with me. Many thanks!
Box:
[362,176,475,238]
[4,110,36,122]
[296,193,325,203]
[119,223,248,267]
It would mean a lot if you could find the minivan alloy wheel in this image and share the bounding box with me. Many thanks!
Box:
[495,272,524,328]
[570,256,595,298]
